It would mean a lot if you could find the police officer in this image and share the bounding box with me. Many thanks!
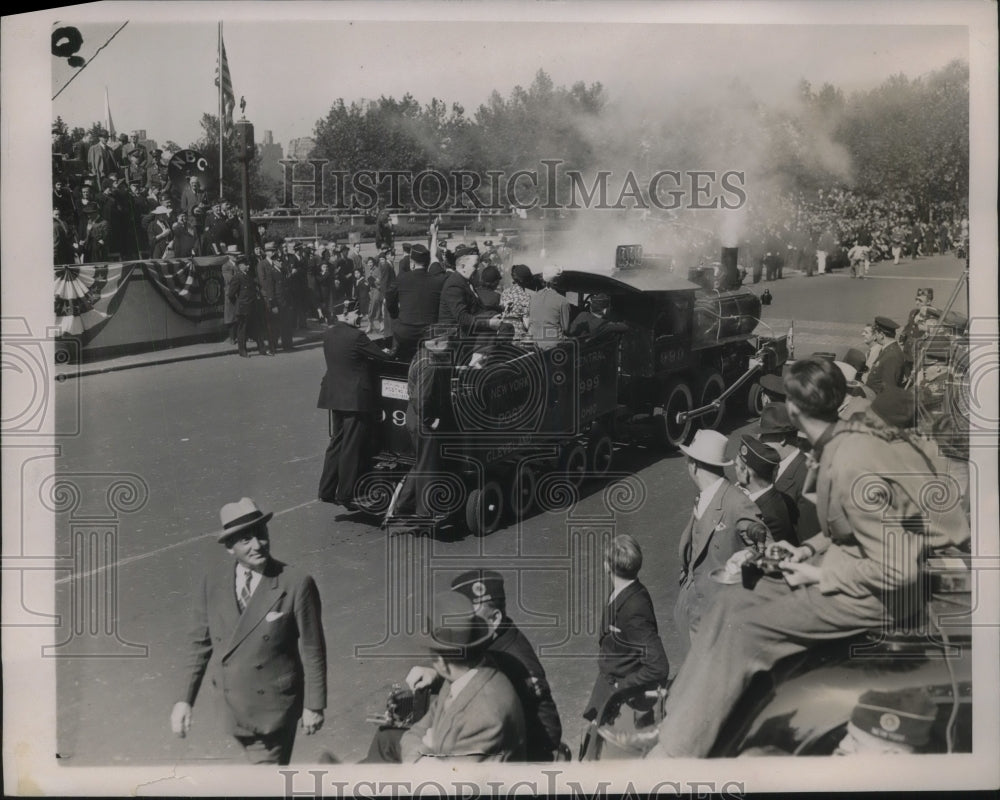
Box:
[865,316,904,394]
[757,403,820,545]
[734,435,795,544]
[227,255,260,358]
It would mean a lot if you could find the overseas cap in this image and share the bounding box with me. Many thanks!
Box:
[738,435,780,477]
[850,688,937,746]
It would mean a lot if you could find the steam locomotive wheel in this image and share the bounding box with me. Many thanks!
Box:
[465,480,504,537]
[509,462,539,519]
[587,429,614,477]
[659,381,693,449]
[747,382,768,416]
[696,371,727,430]
[558,442,588,488]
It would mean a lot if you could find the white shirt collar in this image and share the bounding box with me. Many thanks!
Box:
[235,564,262,595]
[695,477,726,519]
[608,579,635,605]
[448,668,479,702]
[746,485,773,502]
[776,450,798,479]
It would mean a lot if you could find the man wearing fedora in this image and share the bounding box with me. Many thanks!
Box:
[386,243,446,361]
[228,255,260,358]
[648,357,968,758]
[734,435,794,544]
[674,429,767,655]
[171,498,327,765]
[757,403,820,544]
[365,570,563,762]
[369,592,525,762]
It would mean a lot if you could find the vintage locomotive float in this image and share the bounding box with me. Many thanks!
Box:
[358,244,789,534]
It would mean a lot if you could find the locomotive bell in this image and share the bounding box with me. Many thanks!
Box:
[234,119,255,163]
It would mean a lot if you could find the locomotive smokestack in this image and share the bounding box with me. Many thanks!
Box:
[719,246,740,291]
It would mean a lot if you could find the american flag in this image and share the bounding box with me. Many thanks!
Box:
[215,33,235,128]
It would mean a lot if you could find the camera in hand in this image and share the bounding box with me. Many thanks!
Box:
[741,544,787,589]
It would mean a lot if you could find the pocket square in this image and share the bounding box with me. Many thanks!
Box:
[265,611,285,622]
[714,521,727,531]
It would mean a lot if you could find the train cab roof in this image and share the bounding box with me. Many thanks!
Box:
[559,268,701,296]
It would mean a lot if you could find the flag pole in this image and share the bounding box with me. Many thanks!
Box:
[218,21,224,200]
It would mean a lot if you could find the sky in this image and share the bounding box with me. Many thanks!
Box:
[48,3,970,151]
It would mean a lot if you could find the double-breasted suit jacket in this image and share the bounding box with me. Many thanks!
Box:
[179,559,327,738]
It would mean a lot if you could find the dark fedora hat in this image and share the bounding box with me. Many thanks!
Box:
[424,591,492,657]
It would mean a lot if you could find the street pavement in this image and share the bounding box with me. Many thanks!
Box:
[50,253,967,765]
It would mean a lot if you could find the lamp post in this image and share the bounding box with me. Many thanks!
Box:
[234,116,255,258]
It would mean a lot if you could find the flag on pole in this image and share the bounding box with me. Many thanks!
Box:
[104,87,116,138]
[215,34,235,128]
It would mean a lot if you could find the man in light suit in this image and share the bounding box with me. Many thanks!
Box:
[365,592,526,762]
[649,357,970,758]
[584,534,669,728]
[316,314,391,508]
[673,429,767,655]
[170,497,327,764]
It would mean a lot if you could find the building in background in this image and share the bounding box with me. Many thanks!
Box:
[258,129,284,182]
[287,136,316,161]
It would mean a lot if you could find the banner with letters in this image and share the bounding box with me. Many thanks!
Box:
[55,256,229,346]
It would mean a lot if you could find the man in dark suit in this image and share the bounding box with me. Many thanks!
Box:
[438,253,501,337]
[865,316,904,394]
[584,534,669,728]
[257,243,292,352]
[392,336,451,524]
[386,243,446,361]
[170,497,326,765]
[758,403,820,544]
[316,316,391,508]
[228,256,260,358]
[568,292,629,338]
[734,434,794,544]
[86,129,118,191]
[674,429,767,655]
[365,570,563,762]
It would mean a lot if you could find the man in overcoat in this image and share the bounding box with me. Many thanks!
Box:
[316,315,391,508]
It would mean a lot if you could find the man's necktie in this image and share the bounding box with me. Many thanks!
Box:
[238,570,253,613]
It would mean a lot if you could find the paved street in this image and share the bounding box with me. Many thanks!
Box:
[52,253,967,765]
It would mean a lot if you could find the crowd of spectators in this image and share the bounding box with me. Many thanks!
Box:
[53,126,252,266]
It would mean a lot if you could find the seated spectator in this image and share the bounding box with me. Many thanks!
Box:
[568,293,629,338]
[527,264,571,349]
[476,265,503,312]
[500,264,534,341]
[364,592,526,763]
